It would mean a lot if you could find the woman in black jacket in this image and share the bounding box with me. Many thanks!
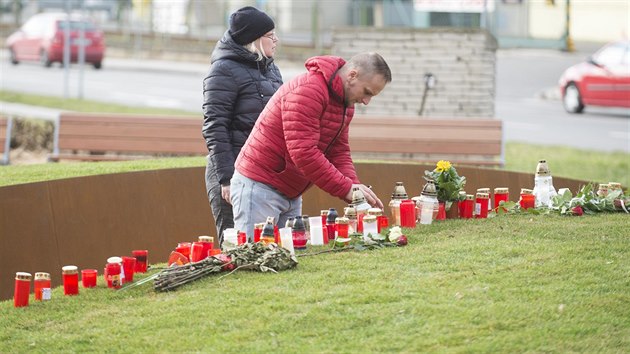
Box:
[202,6,283,244]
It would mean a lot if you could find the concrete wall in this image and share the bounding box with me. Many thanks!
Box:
[529,1,630,43]
[332,27,497,118]
[0,163,590,301]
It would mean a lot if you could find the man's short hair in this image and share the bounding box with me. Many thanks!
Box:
[347,52,392,83]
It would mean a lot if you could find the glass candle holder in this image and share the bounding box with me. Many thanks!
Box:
[519,188,535,209]
[477,188,492,213]
[461,194,475,219]
[132,250,148,273]
[190,242,206,262]
[198,235,214,257]
[14,272,32,308]
[399,199,417,228]
[494,187,509,212]
[81,269,98,288]
[175,243,191,261]
[105,261,122,289]
[335,217,350,238]
[253,223,264,243]
[34,272,51,301]
[475,193,490,218]
[62,265,79,295]
[122,257,136,283]
[362,215,378,241]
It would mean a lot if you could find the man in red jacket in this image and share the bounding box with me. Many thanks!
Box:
[230,52,392,240]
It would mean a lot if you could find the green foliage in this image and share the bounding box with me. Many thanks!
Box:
[424,161,467,202]
[0,90,195,115]
[2,214,629,352]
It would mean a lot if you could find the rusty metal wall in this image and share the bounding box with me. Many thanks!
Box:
[0,164,590,301]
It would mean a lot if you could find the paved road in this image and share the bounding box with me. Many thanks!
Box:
[496,48,629,153]
[1,48,628,153]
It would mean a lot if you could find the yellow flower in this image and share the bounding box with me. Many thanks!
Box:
[435,160,452,173]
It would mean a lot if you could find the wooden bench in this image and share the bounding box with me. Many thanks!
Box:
[349,117,504,167]
[50,112,207,161]
[0,116,12,165]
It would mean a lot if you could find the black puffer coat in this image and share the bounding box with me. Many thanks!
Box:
[202,31,283,185]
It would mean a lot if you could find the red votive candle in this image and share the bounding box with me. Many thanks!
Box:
[335,217,350,238]
[34,272,51,301]
[237,231,247,245]
[475,193,490,218]
[494,187,509,212]
[122,257,136,283]
[253,223,264,243]
[81,269,98,288]
[520,188,535,209]
[190,242,206,263]
[400,199,417,227]
[14,272,31,308]
[132,249,148,273]
[461,194,475,219]
[198,235,214,256]
[62,265,79,296]
[106,261,122,289]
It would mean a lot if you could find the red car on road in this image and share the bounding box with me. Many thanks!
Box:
[6,12,105,69]
[559,40,630,113]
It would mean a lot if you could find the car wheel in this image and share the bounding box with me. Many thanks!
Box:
[40,50,52,68]
[93,62,102,70]
[563,83,584,114]
[9,48,19,65]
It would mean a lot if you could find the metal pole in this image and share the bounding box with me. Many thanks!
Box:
[63,0,71,99]
[77,0,86,99]
[564,0,575,52]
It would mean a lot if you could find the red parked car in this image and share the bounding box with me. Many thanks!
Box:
[559,40,630,113]
[6,12,105,69]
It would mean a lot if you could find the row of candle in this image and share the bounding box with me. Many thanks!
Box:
[13,250,148,308]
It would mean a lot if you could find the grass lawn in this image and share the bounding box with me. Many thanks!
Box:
[1,214,628,352]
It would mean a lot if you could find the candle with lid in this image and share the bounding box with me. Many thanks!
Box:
[292,214,308,249]
[461,194,475,219]
[362,214,378,241]
[475,193,490,218]
[199,235,214,256]
[106,257,122,289]
[351,187,371,233]
[389,182,408,226]
[519,188,535,209]
[62,265,79,295]
[368,208,387,233]
[14,272,31,307]
[417,179,439,224]
[34,272,51,301]
[335,216,350,238]
[477,188,492,213]
[494,187,509,212]
[261,216,276,245]
[597,183,609,197]
[343,204,358,234]
[532,160,557,207]
[325,208,338,241]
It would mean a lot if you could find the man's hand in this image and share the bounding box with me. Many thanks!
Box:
[345,184,383,209]
[221,184,231,204]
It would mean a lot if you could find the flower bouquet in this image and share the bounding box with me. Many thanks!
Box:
[424,160,467,211]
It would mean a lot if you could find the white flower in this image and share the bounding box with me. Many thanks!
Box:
[388,226,404,243]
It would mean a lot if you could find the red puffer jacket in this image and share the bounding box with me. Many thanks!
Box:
[235,56,360,200]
